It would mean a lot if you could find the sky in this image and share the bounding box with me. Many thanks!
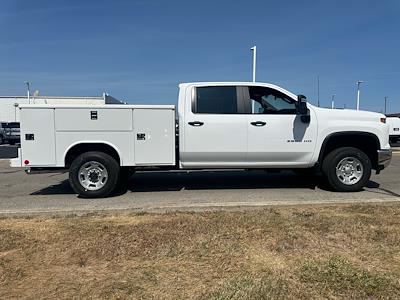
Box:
[0,0,399,113]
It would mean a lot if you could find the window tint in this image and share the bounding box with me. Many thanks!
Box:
[194,86,238,114]
[247,87,296,114]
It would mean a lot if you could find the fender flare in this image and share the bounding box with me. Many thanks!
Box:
[317,131,380,163]
[63,141,122,166]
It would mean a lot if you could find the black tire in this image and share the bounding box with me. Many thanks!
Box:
[69,151,120,198]
[322,147,371,192]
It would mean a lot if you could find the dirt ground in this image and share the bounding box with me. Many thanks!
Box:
[1,203,400,299]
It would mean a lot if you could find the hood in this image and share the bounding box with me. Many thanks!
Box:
[311,106,385,122]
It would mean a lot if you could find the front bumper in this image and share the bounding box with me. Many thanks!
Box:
[377,149,392,171]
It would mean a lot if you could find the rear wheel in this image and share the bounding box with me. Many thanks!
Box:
[69,151,120,198]
[322,147,371,192]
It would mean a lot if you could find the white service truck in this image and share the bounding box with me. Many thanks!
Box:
[10,82,392,198]
[387,117,400,143]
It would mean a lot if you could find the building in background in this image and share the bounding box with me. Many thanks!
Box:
[386,113,400,118]
[0,93,124,122]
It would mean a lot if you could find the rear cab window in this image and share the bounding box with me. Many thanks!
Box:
[193,86,239,114]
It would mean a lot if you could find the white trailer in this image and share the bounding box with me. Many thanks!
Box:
[11,82,392,198]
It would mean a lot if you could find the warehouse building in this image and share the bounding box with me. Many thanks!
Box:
[0,93,124,122]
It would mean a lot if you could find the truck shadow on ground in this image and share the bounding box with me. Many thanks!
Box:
[127,171,320,192]
[31,170,398,198]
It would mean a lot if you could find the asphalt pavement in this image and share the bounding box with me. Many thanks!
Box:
[0,152,399,216]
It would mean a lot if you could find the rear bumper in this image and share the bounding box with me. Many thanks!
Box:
[25,167,67,174]
[10,148,22,167]
[377,149,392,171]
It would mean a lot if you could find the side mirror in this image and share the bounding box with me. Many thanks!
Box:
[296,95,310,123]
[296,95,308,115]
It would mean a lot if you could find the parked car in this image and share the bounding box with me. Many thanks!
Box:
[0,122,20,145]
[11,82,392,198]
[0,122,7,144]
[387,117,400,144]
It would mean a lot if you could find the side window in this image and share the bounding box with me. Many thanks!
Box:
[194,86,238,114]
[247,87,296,114]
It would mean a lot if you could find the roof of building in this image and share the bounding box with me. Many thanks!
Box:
[386,113,400,117]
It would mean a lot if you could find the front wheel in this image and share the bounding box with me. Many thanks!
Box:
[322,147,371,192]
[69,151,120,198]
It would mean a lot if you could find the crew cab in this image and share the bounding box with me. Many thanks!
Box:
[10,82,392,197]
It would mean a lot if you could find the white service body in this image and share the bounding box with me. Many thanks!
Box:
[15,105,176,167]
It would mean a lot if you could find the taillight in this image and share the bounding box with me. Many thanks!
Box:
[380,118,386,124]
[24,160,30,165]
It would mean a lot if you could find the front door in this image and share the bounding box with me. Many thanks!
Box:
[244,86,317,166]
[181,86,248,168]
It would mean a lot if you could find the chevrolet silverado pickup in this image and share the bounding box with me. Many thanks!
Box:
[10,82,392,197]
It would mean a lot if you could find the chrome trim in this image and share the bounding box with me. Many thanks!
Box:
[377,149,392,169]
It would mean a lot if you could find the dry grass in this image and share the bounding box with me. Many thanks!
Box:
[1,204,400,299]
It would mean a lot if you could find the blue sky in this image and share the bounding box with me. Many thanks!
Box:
[0,0,399,112]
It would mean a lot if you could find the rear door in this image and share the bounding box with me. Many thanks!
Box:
[20,108,56,166]
[181,85,248,167]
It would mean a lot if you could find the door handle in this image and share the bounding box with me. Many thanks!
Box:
[250,121,266,126]
[188,121,204,126]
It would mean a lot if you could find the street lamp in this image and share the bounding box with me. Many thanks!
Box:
[13,103,19,122]
[331,94,336,109]
[250,45,257,82]
[24,81,31,104]
[317,75,320,107]
[384,96,388,115]
[356,80,363,110]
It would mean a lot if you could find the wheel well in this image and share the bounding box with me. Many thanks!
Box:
[318,133,380,169]
[65,143,120,167]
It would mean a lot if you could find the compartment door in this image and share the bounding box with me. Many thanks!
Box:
[20,108,56,166]
[133,109,175,165]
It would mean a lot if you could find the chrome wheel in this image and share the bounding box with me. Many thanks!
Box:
[78,161,108,191]
[335,157,363,185]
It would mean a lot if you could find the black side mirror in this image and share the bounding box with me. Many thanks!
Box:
[296,95,308,115]
[296,95,310,123]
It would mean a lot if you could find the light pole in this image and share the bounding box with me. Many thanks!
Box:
[317,75,320,107]
[250,45,257,82]
[24,81,31,104]
[356,80,363,110]
[13,103,19,122]
[384,96,388,115]
[331,94,336,109]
